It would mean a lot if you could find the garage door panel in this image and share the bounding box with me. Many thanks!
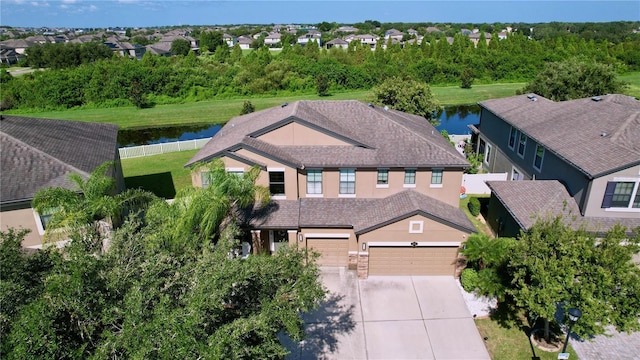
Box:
[307,239,349,266]
[369,246,458,276]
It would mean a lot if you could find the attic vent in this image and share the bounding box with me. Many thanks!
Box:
[527,94,535,99]
[591,96,602,102]
[368,103,374,108]
[600,132,608,137]
[281,102,288,108]
[383,106,389,111]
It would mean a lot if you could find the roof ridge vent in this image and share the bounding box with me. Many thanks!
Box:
[527,94,535,99]
[591,96,602,102]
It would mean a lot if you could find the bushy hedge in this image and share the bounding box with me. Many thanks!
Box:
[468,197,481,216]
[460,268,479,292]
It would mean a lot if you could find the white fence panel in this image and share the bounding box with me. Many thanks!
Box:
[119,137,212,159]
[462,173,508,195]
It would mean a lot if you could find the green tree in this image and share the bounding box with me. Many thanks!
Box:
[171,38,191,56]
[508,217,640,341]
[31,161,156,242]
[522,59,628,101]
[316,73,330,96]
[372,77,442,121]
[240,100,255,115]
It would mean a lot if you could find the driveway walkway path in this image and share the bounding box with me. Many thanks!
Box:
[283,267,490,359]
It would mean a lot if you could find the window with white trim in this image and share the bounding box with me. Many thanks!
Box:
[377,169,389,185]
[511,167,523,181]
[602,181,640,209]
[533,144,545,171]
[517,133,527,157]
[508,126,517,150]
[431,169,443,185]
[404,169,416,186]
[306,169,322,195]
[268,171,285,196]
[339,169,355,195]
[484,143,493,165]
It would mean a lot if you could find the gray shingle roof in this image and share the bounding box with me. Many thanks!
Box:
[187,100,468,169]
[479,94,640,178]
[1,115,119,204]
[276,190,475,234]
[487,180,640,235]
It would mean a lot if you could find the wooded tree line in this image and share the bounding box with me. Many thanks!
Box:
[1,31,638,110]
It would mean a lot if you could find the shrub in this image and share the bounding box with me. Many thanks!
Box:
[468,197,481,216]
[240,100,255,115]
[460,268,479,292]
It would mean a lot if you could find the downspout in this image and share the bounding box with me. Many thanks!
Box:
[581,179,593,216]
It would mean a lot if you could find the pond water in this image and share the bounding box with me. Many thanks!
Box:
[117,105,481,147]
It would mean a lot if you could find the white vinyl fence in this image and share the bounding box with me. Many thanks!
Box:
[462,173,508,195]
[119,138,211,159]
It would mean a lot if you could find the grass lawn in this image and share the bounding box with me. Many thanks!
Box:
[475,317,578,360]
[8,81,526,129]
[620,72,640,99]
[460,194,493,236]
[121,149,198,198]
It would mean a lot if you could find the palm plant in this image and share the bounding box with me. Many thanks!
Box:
[32,161,157,243]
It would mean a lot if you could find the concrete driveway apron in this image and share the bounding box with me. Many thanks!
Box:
[284,268,490,360]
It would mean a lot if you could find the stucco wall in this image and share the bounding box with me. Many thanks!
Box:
[257,122,351,146]
[1,207,44,248]
[358,214,469,244]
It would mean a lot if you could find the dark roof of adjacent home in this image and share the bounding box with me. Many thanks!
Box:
[0,115,119,205]
[479,94,640,178]
[486,180,640,235]
[186,100,468,169]
[245,190,475,234]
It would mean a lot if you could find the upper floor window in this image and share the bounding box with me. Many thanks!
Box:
[307,169,322,195]
[508,126,517,150]
[404,169,416,187]
[339,169,355,195]
[517,134,527,158]
[533,144,545,171]
[431,169,443,187]
[602,181,640,209]
[269,171,285,197]
[377,169,389,186]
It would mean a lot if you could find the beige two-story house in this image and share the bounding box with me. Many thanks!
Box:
[186,100,474,278]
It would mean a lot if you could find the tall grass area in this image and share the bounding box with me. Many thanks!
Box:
[620,72,640,98]
[121,149,198,198]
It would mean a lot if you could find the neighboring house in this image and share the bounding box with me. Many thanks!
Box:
[104,37,146,59]
[264,32,281,46]
[468,32,492,47]
[186,100,474,278]
[384,28,404,42]
[237,36,253,50]
[0,39,30,54]
[325,38,349,50]
[297,30,322,46]
[0,44,25,64]
[157,34,199,51]
[345,34,379,49]
[223,33,237,47]
[0,115,125,248]
[475,94,640,237]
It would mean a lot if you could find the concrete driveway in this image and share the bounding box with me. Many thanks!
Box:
[283,267,490,359]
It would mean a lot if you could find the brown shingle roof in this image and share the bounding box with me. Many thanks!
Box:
[487,180,640,235]
[479,94,640,177]
[186,100,468,169]
[1,115,118,204]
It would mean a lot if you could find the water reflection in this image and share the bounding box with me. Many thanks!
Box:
[434,104,481,135]
[118,124,222,147]
[117,105,481,147]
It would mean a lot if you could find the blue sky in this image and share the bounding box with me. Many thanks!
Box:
[1,0,638,28]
